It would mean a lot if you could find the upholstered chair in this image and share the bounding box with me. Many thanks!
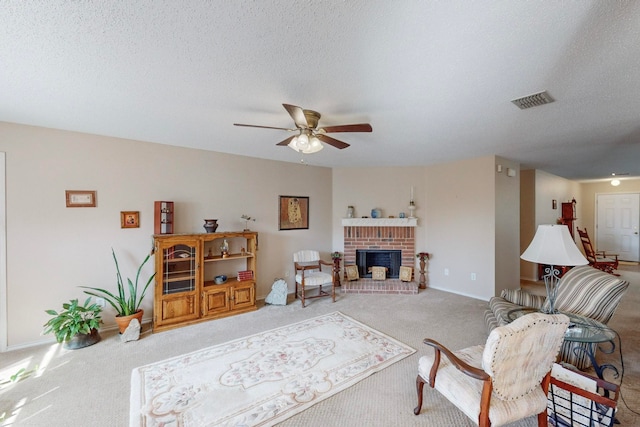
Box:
[293,250,336,307]
[415,312,569,427]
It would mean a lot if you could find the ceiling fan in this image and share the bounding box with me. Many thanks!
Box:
[234,104,372,154]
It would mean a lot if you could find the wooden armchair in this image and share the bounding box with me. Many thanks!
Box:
[293,250,336,307]
[576,227,619,275]
[415,313,569,426]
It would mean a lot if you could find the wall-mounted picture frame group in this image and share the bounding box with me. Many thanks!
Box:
[279,195,309,230]
[65,190,96,207]
[121,211,140,228]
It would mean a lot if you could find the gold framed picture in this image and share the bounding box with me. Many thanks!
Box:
[65,190,96,207]
[121,211,140,228]
[345,265,359,281]
[279,195,309,230]
[399,266,413,282]
[371,266,386,280]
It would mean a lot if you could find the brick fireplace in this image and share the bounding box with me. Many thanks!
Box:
[342,218,417,279]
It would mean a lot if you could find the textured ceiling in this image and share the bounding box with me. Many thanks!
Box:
[2,1,640,181]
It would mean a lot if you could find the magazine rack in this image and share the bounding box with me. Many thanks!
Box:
[548,364,619,427]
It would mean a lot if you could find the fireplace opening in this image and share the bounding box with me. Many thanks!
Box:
[356,249,402,279]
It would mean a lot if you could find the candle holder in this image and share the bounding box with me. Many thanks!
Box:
[408,201,416,218]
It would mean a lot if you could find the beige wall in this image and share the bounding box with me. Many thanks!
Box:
[331,166,427,272]
[494,157,521,296]
[0,122,524,349]
[426,156,500,299]
[332,157,520,300]
[0,122,334,349]
[520,169,583,281]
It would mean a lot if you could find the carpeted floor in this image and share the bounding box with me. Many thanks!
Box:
[2,267,638,426]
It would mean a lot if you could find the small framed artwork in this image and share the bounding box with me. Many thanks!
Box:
[65,190,97,207]
[399,266,413,282]
[345,265,359,281]
[371,266,386,281]
[121,211,140,228]
[279,195,309,230]
[552,199,557,210]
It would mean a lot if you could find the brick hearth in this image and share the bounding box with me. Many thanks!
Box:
[341,278,418,294]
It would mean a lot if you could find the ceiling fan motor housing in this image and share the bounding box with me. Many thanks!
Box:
[302,110,321,128]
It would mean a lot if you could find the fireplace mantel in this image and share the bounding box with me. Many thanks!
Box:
[341,218,417,227]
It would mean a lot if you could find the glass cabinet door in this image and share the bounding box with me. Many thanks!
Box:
[155,238,200,327]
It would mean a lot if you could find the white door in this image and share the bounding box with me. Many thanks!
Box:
[596,193,640,262]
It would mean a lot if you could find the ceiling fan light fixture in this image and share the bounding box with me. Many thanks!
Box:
[307,136,324,153]
[296,133,309,150]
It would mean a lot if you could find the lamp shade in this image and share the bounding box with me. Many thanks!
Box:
[520,224,588,266]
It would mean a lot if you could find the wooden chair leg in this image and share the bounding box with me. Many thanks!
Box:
[537,411,548,427]
[414,375,425,415]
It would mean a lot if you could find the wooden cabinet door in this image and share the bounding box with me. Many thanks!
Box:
[202,286,230,316]
[231,282,255,311]
[154,237,201,328]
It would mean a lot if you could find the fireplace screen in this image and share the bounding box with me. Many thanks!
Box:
[356,249,402,278]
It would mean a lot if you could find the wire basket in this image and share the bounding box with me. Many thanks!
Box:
[548,364,619,427]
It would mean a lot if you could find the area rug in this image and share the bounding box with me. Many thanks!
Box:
[130,311,415,427]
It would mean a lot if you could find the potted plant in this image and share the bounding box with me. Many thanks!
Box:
[81,248,155,334]
[43,297,102,349]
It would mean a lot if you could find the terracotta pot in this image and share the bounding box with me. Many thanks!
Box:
[63,328,101,350]
[115,309,143,334]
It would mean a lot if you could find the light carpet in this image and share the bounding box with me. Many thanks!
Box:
[129,311,415,427]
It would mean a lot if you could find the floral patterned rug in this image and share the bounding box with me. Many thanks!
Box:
[130,311,415,426]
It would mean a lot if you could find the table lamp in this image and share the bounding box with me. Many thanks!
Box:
[520,224,588,313]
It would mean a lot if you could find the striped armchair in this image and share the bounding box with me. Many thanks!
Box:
[484,265,629,370]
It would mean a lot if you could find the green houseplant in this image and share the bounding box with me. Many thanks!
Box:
[81,248,155,333]
[43,297,102,349]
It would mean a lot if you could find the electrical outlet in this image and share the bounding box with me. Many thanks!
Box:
[284,270,290,278]
[471,273,476,281]
[444,268,449,276]
[95,297,106,307]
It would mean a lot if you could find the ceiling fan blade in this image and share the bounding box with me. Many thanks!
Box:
[317,134,350,149]
[282,104,308,128]
[234,123,296,131]
[319,123,372,133]
[276,135,296,146]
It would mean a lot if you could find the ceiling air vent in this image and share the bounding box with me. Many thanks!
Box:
[511,91,554,110]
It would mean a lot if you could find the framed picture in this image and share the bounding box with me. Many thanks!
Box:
[279,195,309,230]
[399,266,413,282]
[345,265,359,281]
[371,266,386,281]
[65,190,96,207]
[121,211,140,228]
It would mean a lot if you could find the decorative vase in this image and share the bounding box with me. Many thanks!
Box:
[63,328,101,350]
[371,208,381,218]
[203,219,218,233]
[115,309,144,334]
